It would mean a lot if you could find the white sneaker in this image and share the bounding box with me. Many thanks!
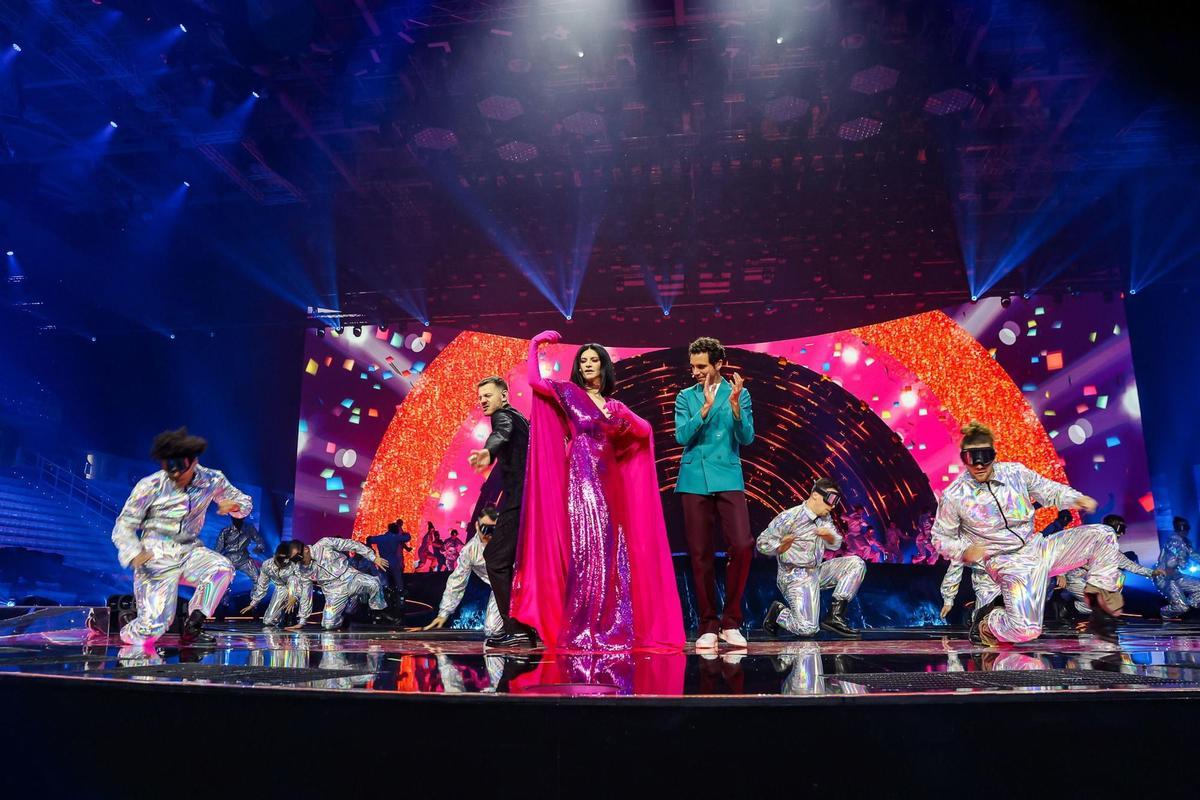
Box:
[695,632,719,651]
[719,627,747,647]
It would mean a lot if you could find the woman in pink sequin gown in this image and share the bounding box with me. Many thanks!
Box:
[509,330,684,651]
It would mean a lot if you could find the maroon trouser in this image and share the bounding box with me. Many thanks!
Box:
[681,491,753,635]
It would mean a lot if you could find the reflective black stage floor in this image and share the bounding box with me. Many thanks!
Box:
[5,612,1200,798]
[3,617,1200,698]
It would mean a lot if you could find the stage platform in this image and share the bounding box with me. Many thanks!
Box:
[2,608,1198,797]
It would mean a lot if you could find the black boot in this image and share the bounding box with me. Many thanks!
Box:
[762,601,786,637]
[1084,586,1123,642]
[180,610,215,645]
[820,598,859,638]
[372,609,404,627]
[969,594,1004,646]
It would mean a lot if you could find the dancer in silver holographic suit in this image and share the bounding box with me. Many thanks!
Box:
[241,542,314,627]
[931,422,1123,645]
[215,516,267,583]
[295,537,397,630]
[1157,517,1200,617]
[759,479,866,638]
[111,428,250,646]
[1058,515,1161,616]
[939,557,1001,620]
[422,507,503,637]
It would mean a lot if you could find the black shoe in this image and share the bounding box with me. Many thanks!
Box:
[762,601,786,637]
[485,631,537,649]
[1084,592,1121,642]
[180,610,215,645]
[820,598,860,638]
[371,610,404,627]
[969,595,1004,645]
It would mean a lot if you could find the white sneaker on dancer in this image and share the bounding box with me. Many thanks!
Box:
[695,632,719,651]
[718,627,747,647]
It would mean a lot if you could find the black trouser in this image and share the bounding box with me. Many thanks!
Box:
[483,506,524,635]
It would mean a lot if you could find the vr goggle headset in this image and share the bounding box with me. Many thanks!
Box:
[960,446,996,467]
[163,456,195,477]
[814,485,842,508]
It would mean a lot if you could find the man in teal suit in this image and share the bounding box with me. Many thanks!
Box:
[675,336,755,650]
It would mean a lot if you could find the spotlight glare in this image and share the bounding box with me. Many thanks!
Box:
[182,181,190,188]
[577,50,584,58]
[90,336,97,343]
[251,91,260,99]
[11,43,20,53]
[776,37,784,45]
[5,251,12,257]
[168,333,176,340]
[179,24,187,33]
[970,295,978,302]
[109,120,118,128]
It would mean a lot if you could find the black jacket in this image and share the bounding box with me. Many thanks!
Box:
[484,405,530,511]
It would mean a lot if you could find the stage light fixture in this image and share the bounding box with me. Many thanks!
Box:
[352,325,363,337]
[316,327,326,337]
[1000,296,1012,308]
[179,24,187,33]
[776,37,784,45]
[10,43,20,52]
[109,121,118,128]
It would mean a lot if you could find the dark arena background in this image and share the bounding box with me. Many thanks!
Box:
[1,1,1199,797]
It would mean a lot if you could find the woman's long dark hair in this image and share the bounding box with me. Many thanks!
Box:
[570,343,617,397]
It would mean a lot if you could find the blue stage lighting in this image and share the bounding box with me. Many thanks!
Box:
[179,24,187,33]
[109,121,118,129]
[10,43,20,52]
[251,91,261,99]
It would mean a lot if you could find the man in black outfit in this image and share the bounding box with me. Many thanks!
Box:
[468,376,534,648]
[367,519,413,617]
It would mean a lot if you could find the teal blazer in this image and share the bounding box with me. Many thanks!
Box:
[673,380,754,495]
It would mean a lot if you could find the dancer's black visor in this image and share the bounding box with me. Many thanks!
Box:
[960,447,996,467]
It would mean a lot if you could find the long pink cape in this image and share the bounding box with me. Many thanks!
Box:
[509,378,685,651]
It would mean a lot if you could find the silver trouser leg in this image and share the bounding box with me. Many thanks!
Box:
[179,547,235,617]
[347,572,387,611]
[263,587,288,626]
[321,582,352,630]
[985,538,1051,644]
[484,593,504,637]
[121,553,186,646]
[818,556,866,600]
[776,567,820,636]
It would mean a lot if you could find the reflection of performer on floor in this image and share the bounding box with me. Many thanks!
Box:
[215,516,267,584]
[241,542,313,629]
[932,421,1124,646]
[111,427,249,646]
[760,479,865,639]
[422,506,504,637]
[294,537,399,630]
